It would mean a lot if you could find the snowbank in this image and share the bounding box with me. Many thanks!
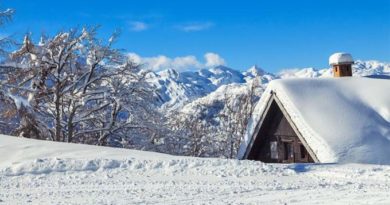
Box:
[0,135,174,169]
[1,135,390,204]
[239,77,390,164]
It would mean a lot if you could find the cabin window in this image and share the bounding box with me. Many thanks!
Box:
[335,67,338,72]
[270,141,278,159]
[300,144,307,159]
[283,142,294,160]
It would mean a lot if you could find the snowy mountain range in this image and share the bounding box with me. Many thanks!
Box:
[146,60,390,111]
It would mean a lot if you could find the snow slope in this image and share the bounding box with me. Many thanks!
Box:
[1,135,390,204]
[147,65,252,109]
[239,77,390,164]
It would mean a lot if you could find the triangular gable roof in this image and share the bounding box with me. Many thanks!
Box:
[238,77,390,164]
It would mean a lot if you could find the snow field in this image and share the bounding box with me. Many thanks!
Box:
[1,136,390,204]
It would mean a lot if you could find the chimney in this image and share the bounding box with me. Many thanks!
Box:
[329,52,354,77]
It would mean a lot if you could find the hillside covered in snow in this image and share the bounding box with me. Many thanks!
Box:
[1,135,389,204]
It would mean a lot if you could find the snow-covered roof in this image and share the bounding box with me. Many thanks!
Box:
[238,77,390,164]
[329,52,354,65]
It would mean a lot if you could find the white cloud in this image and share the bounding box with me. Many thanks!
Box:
[129,21,148,32]
[177,22,214,32]
[127,53,142,64]
[127,53,202,71]
[204,52,226,67]
[144,55,171,71]
[128,52,226,71]
[171,56,203,70]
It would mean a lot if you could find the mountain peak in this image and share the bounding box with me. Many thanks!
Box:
[244,64,266,77]
[209,65,237,74]
[158,68,179,79]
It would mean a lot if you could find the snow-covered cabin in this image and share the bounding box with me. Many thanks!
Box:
[237,77,390,164]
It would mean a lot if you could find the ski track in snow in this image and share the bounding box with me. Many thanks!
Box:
[1,157,390,205]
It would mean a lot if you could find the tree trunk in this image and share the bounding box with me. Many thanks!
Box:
[55,77,62,141]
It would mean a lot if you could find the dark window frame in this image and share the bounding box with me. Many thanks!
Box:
[300,144,307,159]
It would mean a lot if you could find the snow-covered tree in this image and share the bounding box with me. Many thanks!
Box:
[219,78,263,158]
[166,105,218,157]
[164,78,263,158]
[3,27,158,145]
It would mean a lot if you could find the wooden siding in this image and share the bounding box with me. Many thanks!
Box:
[333,64,352,77]
[246,100,314,163]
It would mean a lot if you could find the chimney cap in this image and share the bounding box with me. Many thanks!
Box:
[329,52,354,65]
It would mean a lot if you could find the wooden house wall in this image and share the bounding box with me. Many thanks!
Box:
[246,100,314,163]
[333,64,352,77]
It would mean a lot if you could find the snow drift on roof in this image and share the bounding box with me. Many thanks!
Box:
[239,77,390,164]
[329,52,354,65]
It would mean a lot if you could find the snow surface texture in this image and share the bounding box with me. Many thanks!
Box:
[1,135,390,204]
[329,53,354,65]
[239,78,390,164]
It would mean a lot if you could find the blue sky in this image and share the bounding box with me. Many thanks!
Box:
[2,0,390,72]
